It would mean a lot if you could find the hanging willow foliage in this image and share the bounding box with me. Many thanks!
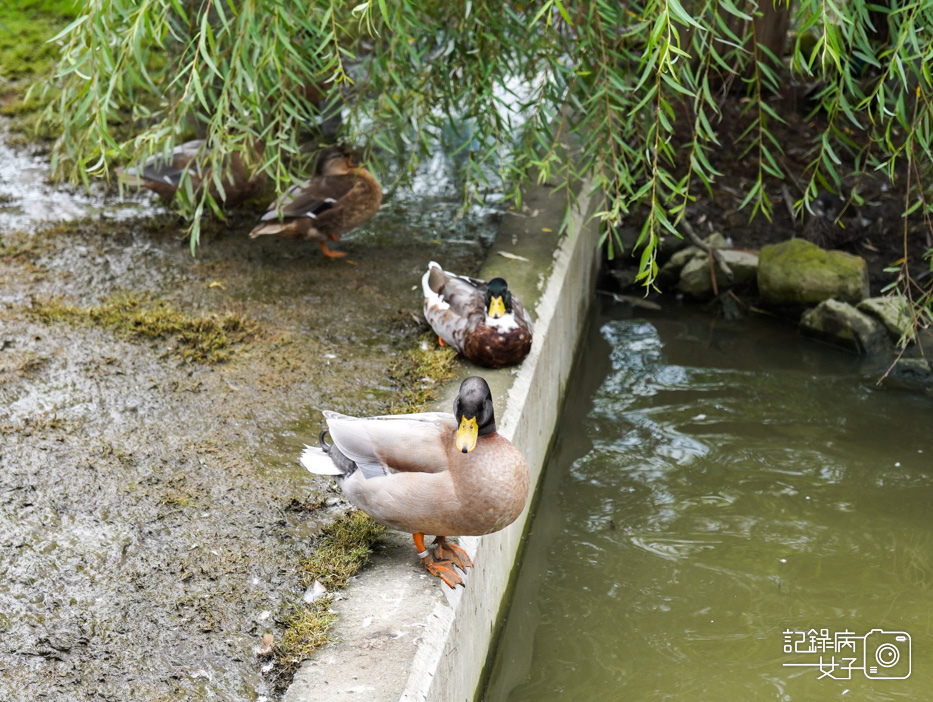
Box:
[40,0,933,294]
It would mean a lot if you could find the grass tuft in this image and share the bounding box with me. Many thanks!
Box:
[274,599,337,670]
[271,510,385,682]
[298,510,387,590]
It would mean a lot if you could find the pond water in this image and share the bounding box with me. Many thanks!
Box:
[484,302,933,701]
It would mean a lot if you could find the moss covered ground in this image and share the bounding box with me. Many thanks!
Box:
[0,0,76,138]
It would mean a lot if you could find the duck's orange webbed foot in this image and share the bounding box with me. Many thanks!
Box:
[413,532,465,588]
[319,241,347,258]
[433,536,472,572]
[422,553,465,588]
[437,337,448,347]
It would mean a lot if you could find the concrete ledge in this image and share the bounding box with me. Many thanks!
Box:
[285,178,601,702]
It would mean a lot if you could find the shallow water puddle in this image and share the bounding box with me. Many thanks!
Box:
[486,304,933,701]
[0,128,156,232]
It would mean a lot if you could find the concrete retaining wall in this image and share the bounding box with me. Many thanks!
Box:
[285,176,601,702]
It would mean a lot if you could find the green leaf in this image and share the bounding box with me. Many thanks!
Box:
[666,0,703,30]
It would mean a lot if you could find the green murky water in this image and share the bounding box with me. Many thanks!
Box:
[484,303,933,701]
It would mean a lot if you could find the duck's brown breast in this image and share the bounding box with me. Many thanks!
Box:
[462,325,533,368]
[447,432,530,534]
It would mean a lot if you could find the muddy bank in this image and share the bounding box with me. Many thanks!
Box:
[0,165,495,699]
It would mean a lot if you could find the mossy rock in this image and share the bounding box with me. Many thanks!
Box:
[758,238,869,306]
[857,296,913,342]
[800,299,887,354]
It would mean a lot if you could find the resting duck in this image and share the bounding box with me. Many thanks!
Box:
[422,261,534,368]
[117,139,265,205]
[248,145,382,258]
[300,376,530,588]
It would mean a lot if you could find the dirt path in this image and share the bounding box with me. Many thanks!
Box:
[0,176,492,699]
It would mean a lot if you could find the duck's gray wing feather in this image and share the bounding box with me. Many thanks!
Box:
[324,411,455,479]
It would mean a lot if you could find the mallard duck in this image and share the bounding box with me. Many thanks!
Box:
[117,139,265,205]
[248,145,382,258]
[300,376,530,588]
[422,261,534,368]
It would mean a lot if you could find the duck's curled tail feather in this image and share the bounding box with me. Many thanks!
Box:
[300,445,344,475]
[300,430,359,477]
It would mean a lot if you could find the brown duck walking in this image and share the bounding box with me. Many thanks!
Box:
[248,145,382,258]
[300,376,530,587]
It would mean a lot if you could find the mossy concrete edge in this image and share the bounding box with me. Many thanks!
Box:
[284,177,600,702]
[410,178,601,702]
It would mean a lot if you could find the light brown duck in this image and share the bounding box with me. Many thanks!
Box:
[300,376,530,587]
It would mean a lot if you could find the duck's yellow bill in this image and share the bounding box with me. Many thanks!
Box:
[456,416,478,453]
[487,295,506,320]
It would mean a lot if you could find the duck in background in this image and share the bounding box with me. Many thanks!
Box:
[422,261,534,368]
[117,139,265,206]
[248,145,382,258]
[300,376,530,588]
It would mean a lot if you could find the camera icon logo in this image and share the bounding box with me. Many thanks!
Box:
[863,629,911,679]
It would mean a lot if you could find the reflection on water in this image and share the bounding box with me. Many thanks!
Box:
[484,303,933,701]
[0,129,156,232]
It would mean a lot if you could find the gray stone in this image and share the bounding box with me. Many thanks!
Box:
[677,249,759,300]
[857,296,913,342]
[705,232,728,249]
[678,253,714,298]
[717,249,759,286]
[799,299,887,353]
[657,245,702,289]
[758,238,869,306]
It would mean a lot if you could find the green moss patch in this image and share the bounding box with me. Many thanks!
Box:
[388,331,458,413]
[28,293,258,363]
[298,510,387,590]
[0,1,164,145]
[0,230,49,261]
[0,1,77,138]
[273,600,337,671]
[0,1,76,83]
[758,238,870,306]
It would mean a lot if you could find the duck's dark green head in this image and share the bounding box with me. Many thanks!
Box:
[454,376,496,453]
[485,278,512,320]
